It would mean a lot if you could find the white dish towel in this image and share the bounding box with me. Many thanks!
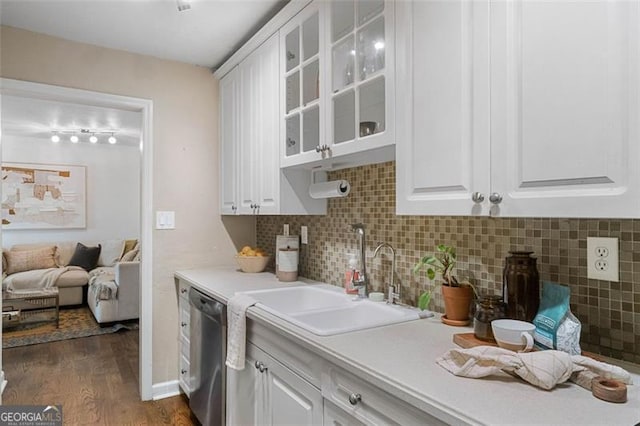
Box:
[226,293,257,371]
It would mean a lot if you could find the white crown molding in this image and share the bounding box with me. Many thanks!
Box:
[213,0,312,79]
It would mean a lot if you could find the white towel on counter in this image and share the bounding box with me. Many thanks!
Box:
[226,293,257,371]
[437,346,633,391]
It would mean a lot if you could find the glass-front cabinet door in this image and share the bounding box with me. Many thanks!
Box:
[280,2,326,167]
[328,0,394,157]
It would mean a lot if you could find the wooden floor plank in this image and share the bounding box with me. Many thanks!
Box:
[2,329,198,425]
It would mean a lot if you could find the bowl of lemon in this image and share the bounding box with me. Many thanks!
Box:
[235,246,270,273]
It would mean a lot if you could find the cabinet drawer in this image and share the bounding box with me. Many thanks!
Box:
[179,353,191,396]
[179,302,190,341]
[321,365,445,426]
[177,280,190,301]
[247,318,323,388]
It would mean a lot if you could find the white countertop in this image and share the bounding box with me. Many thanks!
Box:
[175,266,640,426]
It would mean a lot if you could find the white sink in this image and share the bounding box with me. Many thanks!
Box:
[242,284,422,336]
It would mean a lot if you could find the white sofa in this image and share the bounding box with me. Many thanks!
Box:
[87,261,140,324]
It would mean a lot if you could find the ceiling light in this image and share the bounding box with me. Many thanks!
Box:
[89,134,98,144]
[177,0,191,12]
[51,133,60,143]
[108,134,117,144]
[70,134,79,143]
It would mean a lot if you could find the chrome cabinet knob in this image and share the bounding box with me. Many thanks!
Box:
[231,204,237,212]
[181,369,187,375]
[258,364,267,373]
[471,192,485,203]
[315,145,322,153]
[180,288,187,294]
[254,361,261,370]
[489,193,503,205]
[181,322,187,327]
[348,393,362,405]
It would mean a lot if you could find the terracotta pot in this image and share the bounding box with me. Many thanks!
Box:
[442,285,473,321]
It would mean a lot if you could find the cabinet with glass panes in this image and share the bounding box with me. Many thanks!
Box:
[327,0,394,159]
[280,2,327,168]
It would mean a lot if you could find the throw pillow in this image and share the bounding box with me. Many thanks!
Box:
[97,239,125,267]
[120,249,139,262]
[5,246,57,275]
[122,239,138,256]
[67,243,102,272]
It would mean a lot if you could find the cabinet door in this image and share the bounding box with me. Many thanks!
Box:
[327,0,395,158]
[280,2,326,168]
[226,348,260,425]
[220,66,240,215]
[323,400,365,426]
[395,0,491,216]
[490,0,640,218]
[255,33,281,215]
[239,33,281,215]
[239,47,260,214]
[264,351,323,426]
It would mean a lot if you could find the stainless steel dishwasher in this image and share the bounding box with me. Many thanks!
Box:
[189,288,227,426]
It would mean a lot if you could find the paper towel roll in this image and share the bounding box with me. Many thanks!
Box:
[308,180,351,199]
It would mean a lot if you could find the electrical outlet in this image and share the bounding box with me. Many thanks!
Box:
[283,224,289,236]
[587,237,618,281]
[301,226,308,245]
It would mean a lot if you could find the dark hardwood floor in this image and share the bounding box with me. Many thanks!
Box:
[2,329,198,425]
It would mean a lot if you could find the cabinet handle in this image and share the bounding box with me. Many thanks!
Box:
[258,364,267,373]
[348,393,362,405]
[287,137,296,147]
[181,322,187,327]
[180,288,187,294]
[489,193,503,205]
[287,51,296,61]
[471,192,485,203]
[181,369,187,375]
[231,204,237,212]
[255,361,261,370]
[315,145,322,153]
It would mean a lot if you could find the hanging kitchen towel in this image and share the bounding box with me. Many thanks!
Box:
[570,355,633,390]
[226,293,257,371]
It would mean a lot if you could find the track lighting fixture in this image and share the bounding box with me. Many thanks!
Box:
[50,128,120,145]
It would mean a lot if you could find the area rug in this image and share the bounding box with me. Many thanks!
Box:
[3,307,138,349]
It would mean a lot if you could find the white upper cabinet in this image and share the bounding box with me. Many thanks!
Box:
[397,0,640,218]
[280,2,327,168]
[219,66,240,215]
[395,0,490,216]
[490,0,640,218]
[280,0,395,169]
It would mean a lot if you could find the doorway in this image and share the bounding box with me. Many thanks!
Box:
[0,78,153,400]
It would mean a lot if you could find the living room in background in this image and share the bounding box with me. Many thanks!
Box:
[1,162,87,230]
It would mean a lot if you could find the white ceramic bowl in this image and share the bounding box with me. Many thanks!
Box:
[235,255,270,273]
[491,319,536,352]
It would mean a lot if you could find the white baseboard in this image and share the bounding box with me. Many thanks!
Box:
[152,380,182,400]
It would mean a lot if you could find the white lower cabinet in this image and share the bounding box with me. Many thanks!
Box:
[227,342,323,426]
[176,279,192,396]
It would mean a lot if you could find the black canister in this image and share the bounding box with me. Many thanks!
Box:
[503,251,540,322]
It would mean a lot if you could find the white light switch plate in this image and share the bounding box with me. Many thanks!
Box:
[586,237,618,281]
[301,226,308,244]
[156,211,175,230]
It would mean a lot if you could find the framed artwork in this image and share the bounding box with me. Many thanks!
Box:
[1,162,87,230]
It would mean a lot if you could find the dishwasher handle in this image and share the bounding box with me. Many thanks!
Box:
[189,288,226,325]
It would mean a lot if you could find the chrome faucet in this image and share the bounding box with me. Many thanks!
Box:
[373,242,399,304]
[350,223,368,298]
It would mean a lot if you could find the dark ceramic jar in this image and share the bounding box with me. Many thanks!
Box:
[473,295,506,341]
[503,251,540,322]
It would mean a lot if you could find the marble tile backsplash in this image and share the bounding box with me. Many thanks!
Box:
[256,161,640,363]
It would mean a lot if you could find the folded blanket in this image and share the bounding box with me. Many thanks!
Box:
[4,266,78,294]
[88,268,118,306]
[437,346,633,391]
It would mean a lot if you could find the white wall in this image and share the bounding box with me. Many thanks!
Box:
[2,134,140,247]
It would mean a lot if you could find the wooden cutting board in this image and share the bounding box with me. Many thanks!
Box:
[453,333,603,361]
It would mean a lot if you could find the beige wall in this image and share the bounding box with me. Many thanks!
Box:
[0,25,256,384]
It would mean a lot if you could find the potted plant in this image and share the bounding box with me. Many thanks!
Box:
[413,244,474,325]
